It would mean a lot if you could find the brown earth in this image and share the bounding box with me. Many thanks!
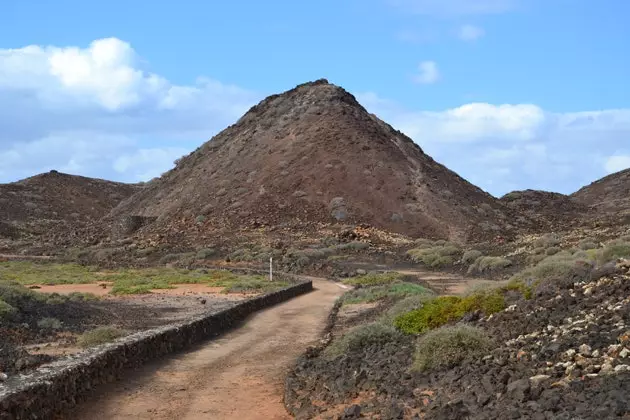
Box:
[572,168,630,224]
[0,171,141,250]
[70,278,344,420]
[104,79,525,249]
[500,189,588,231]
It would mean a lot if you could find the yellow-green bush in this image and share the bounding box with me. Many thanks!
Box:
[343,272,404,287]
[77,327,127,348]
[394,288,507,334]
[407,245,462,268]
[461,250,483,265]
[467,256,512,274]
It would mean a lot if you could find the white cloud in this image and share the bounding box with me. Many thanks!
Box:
[359,92,630,196]
[458,24,485,41]
[0,38,260,183]
[113,147,190,181]
[412,61,440,84]
[605,155,630,174]
[390,0,517,16]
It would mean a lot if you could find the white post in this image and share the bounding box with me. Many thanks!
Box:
[269,257,273,282]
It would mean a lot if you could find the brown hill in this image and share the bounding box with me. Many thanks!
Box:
[0,170,141,240]
[500,189,587,230]
[110,79,520,245]
[572,168,630,216]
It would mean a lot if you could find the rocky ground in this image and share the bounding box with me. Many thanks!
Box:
[285,260,630,419]
[0,287,244,379]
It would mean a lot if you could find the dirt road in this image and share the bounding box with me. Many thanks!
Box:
[71,278,345,420]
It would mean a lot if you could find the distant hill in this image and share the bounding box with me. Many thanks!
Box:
[572,168,630,216]
[500,189,588,230]
[0,171,141,239]
[109,79,519,244]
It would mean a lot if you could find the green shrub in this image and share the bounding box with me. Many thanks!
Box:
[343,272,404,287]
[380,295,432,325]
[413,238,435,249]
[67,292,99,302]
[467,256,512,275]
[323,323,401,359]
[45,294,66,305]
[462,250,483,265]
[0,299,16,318]
[342,282,433,305]
[333,241,370,251]
[526,254,547,266]
[413,325,495,371]
[407,245,462,268]
[512,253,591,286]
[195,215,206,224]
[394,288,506,335]
[534,233,561,248]
[533,247,547,255]
[599,243,630,264]
[37,317,63,330]
[196,248,216,260]
[579,240,599,251]
[77,327,127,348]
[545,247,561,256]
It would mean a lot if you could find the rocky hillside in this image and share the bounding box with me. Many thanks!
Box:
[110,80,520,245]
[500,189,587,230]
[0,171,141,240]
[572,168,630,216]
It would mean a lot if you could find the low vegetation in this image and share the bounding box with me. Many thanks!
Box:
[0,261,283,295]
[323,322,402,359]
[412,325,495,371]
[341,282,433,305]
[77,326,127,348]
[342,271,405,287]
[467,256,512,275]
[461,250,483,265]
[394,287,508,334]
[407,243,462,268]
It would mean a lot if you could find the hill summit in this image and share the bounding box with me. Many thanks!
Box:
[111,79,515,243]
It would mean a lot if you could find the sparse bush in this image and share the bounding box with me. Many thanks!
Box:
[534,233,561,248]
[526,254,547,266]
[511,253,592,287]
[196,248,216,260]
[380,295,433,325]
[342,282,433,305]
[0,299,16,318]
[462,250,483,265]
[579,240,599,251]
[37,317,63,330]
[333,241,369,251]
[533,247,547,255]
[343,272,404,287]
[599,243,630,264]
[545,246,561,256]
[159,252,195,265]
[407,245,462,268]
[413,325,495,371]
[324,322,402,359]
[195,215,206,224]
[45,294,66,305]
[467,256,512,275]
[413,238,435,249]
[67,292,98,302]
[77,327,127,348]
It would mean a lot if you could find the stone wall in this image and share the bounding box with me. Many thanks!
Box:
[0,280,312,420]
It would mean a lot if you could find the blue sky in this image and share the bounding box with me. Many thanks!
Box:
[1,0,629,196]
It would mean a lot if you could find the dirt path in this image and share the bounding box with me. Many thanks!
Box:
[70,278,345,420]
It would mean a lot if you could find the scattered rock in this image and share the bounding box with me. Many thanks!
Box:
[342,404,362,418]
[579,344,592,357]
